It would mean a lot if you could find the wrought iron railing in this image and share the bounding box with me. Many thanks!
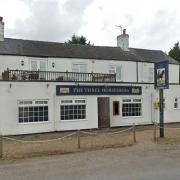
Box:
[1,69,116,83]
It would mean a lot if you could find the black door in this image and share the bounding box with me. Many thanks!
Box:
[98,97,110,128]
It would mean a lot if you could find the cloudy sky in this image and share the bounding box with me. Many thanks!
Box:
[0,0,180,51]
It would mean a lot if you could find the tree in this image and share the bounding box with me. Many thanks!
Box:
[168,42,180,62]
[65,34,93,45]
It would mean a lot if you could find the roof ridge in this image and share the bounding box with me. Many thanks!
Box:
[4,38,128,50]
[130,47,162,52]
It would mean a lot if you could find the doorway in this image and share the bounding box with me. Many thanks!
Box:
[98,97,110,128]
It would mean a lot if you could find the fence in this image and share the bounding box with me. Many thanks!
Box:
[153,122,180,142]
[1,69,116,83]
[0,125,136,159]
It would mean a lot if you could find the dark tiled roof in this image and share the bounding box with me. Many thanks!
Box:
[129,48,179,64]
[0,38,178,64]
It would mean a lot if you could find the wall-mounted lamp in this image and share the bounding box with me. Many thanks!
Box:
[46,84,50,88]
[21,60,24,66]
[9,83,12,88]
[52,62,55,68]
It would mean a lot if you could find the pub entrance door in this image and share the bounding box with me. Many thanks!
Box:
[98,97,110,128]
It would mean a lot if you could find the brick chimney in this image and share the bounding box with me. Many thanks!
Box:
[0,16,4,41]
[117,29,129,51]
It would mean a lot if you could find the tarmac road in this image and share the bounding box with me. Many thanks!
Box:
[0,142,180,180]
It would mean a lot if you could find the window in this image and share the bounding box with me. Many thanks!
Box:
[30,59,47,71]
[174,98,179,109]
[60,99,86,120]
[148,67,154,82]
[72,63,87,81]
[72,63,87,73]
[113,101,119,115]
[122,98,142,117]
[109,64,122,81]
[18,100,48,123]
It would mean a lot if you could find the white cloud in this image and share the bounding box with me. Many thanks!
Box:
[5,0,94,42]
[0,0,180,51]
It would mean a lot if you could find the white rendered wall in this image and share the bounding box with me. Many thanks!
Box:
[0,82,55,135]
[0,82,98,135]
[1,82,180,135]
[0,55,179,83]
[138,62,154,83]
[110,85,155,127]
[169,64,179,83]
[110,84,180,127]
[54,96,98,131]
[0,55,137,82]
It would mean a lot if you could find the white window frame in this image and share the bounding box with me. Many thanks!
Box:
[148,67,154,82]
[72,63,87,73]
[18,99,49,124]
[29,58,48,71]
[109,64,122,81]
[60,99,87,121]
[122,98,142,118]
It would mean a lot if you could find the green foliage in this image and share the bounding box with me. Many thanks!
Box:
[168,42,180,62]
[65,34,93,46]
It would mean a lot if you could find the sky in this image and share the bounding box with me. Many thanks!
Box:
[0,0,180,52]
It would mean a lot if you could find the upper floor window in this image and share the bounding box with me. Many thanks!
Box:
[109,64,122,81]
[30,58,48,71]
[72,63,87,73]
[148,67,154,82]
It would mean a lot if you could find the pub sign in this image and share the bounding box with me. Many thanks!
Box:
[154,61,169,89]
[56,85,142,96]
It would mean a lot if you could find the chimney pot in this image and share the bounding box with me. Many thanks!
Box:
[123,29,126,35]
[0,16,3,22]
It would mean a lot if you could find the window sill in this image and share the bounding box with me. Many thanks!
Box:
[60,119,88,122]
[122,116,144,119]
[174,108,180,110]
[18,121,50,125]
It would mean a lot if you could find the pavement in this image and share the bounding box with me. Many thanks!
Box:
[0,141,180,180]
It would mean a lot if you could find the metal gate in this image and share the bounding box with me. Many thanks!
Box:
[98,97,110,128]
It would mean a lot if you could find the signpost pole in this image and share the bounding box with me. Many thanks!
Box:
[159,89,164,137]
[155,61,169,138]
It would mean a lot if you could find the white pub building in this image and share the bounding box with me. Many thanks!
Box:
[0,17,180,135]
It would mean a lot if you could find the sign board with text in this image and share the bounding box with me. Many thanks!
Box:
[56,85,142,96]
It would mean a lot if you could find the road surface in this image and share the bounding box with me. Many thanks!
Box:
[0,142,180,180]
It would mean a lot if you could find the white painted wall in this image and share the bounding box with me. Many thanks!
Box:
[1,82,180,135]
[138,62,154,83]
[169,64,179,83]
[110,85,155,127]
[54,96,98,131]
[0,55,179,83]
[0,82,99,135]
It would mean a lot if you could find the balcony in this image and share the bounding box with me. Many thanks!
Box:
[1,69,116,83]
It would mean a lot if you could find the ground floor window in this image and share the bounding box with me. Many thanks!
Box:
[60,99,86,120]
[122,98,142,117]
[18,100,48,123]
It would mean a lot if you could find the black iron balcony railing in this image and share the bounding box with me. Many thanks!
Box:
[1,69,116,83]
